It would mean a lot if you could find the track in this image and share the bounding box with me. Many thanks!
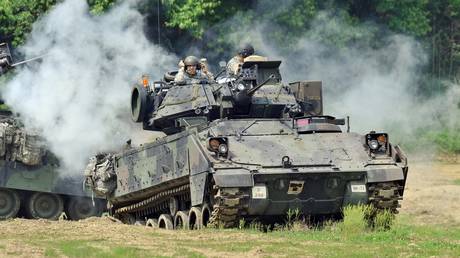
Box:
[113,184,190,220]
[112,184,252,228]
[368,182,403,213]
[208,187,249,228]
[113,182,404,228]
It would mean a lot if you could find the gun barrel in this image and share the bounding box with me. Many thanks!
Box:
[247,74,275,96]
[10,54,47,67]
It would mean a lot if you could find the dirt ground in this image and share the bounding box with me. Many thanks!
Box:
[0,161,458,257]
[399,161,460,225]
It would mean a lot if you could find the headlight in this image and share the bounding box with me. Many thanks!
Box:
[237,84,245,91]
[365,132,389,154]
[218,144,228,155]
[368,139,379,150]
[252,185,267,199]
[207,137,229,156]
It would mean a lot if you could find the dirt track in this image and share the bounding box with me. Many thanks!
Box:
[399,161,460,225]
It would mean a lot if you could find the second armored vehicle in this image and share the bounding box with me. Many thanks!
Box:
[0,43,104,220]
[0,113,105,220]
[86,59,408,228]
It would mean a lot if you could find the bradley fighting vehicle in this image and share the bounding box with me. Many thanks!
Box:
[0,42,104,220]
[85,58,408,229]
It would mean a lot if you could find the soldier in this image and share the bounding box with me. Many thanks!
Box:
[226,43,254,76]
[174,56,213,85]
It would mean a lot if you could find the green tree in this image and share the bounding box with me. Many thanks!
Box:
[163,0,247,38]
[0,0,118,46]
[88,0,117,14]
[374,0,431,37]
[0,0,57,46]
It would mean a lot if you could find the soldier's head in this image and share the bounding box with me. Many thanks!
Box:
[238,43,254,58]
[183,56,200,76]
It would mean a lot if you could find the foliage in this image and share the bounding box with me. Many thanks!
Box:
[427,129,460,153]
[339,205,370,233]
[88,0,117,15]
[0,0,118,46]
[163,0,221,38]
[375,0,431,37]
[0,0,57,46]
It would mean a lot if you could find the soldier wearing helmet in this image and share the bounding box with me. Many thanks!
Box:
[174,56,213,85]
[226,43,268,76]
[226,43,254,76]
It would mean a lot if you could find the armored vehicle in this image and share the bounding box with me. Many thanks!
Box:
[0,43,105,220]
[85,59,408,228]
[0,113,105,220]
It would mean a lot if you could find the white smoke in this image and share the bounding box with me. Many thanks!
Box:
[222,11,460,148]
[2,0,176,173]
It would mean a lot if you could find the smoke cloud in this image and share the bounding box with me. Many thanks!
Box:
[3,0,459,173]
[219,10,460,152]
[2,0,176,173]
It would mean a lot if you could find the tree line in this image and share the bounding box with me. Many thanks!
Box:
[1,0,460,90]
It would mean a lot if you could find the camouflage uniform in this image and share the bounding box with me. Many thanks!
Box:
[226,56,243,76]
[174,69,212,85]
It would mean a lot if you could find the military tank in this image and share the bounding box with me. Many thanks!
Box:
[85,59,408,229]
[0,43,105,220]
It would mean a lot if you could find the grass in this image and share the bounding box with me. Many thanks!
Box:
[396,127,460,155]
[453,179,460,185]
[41,240,148,258]
[0,207,459,257]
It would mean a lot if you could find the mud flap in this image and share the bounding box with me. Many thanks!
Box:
[213,170,253,187]
[367,168,404,183]
[190,172,208,206]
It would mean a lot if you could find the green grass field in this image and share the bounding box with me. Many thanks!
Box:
[0,209,459,258]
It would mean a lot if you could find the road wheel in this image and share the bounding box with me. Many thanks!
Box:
[0,189,20,219]
[158,214,174,230]
[169,197,179,216]
[66,197,103,221]
[201,203,212,227]
[174,211,189,229]
[26,192,63,220]
[188,207,203,230]
[146,218,159,228]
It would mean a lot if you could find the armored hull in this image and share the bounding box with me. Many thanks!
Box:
[0,160,105,220]
[85,59,408,228]
[0,116,104,220]
[90,118,407,228]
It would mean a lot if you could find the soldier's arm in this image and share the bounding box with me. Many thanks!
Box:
[174,70,186,85]
[204,70,214,81]
[226,57,241,76]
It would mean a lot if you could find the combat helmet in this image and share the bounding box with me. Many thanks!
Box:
[183,56,199,67]
[238,43,254,58]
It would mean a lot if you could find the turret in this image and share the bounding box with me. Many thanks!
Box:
[130,60,325,134]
